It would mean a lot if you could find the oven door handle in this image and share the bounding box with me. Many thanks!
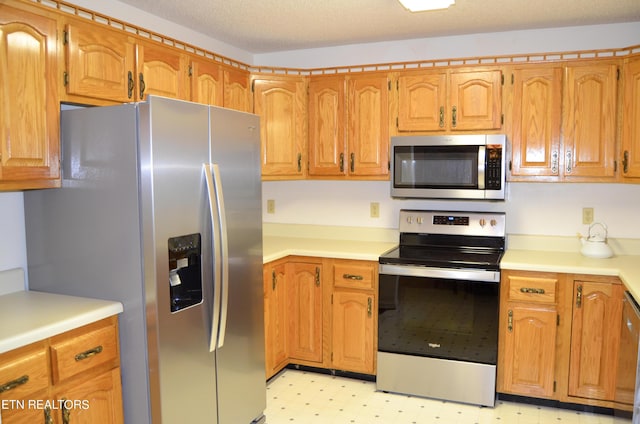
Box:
[379,263,500,283]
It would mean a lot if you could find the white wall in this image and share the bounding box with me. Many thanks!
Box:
[0,192,27,273]
[262,181,640,239]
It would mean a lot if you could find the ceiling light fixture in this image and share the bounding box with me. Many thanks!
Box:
[398,0,455,12]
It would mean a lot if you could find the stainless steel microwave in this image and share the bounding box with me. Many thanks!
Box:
[390,134,506,200]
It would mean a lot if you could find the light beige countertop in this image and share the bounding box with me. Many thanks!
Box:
[263,223,397,263]
[502,235,640,302]
[0,268,123,354]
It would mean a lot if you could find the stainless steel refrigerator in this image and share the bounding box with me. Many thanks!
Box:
[24,96,266,424]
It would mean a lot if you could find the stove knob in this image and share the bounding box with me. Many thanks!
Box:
[490,219,497,227]
[406,216,413,224]
[417,217,423,224]
[479,218,486,227]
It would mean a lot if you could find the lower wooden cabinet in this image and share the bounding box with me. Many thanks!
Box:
[263,257,378,379]
[0,316,123,424]
[498,270,628,409]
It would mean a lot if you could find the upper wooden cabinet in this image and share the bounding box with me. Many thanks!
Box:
[224,67,251,112]
[621,54,640,179]
[63,18,136,103]
[396,68,502,133]
[253,76,307,179]
[0,3,60,190]
[308,75,346,177]
[347,73,390,178]
[508,65,563,179]
[562,61,618,180]
[136,39,189,101]
[189,56,223,107]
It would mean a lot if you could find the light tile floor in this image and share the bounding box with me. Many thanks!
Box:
[265,369,632,424]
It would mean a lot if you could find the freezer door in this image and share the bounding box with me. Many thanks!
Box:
[210,106,266,424]
[139,96,219,424]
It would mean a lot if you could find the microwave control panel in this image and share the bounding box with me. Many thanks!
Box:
[485,146,502,190]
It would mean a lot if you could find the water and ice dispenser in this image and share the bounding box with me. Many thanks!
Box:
[168,233,203,312]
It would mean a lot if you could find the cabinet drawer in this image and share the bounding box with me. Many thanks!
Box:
[507,274,558,304]
[333,262,375,290]
[0,341,49,400]
[50,319,118,384]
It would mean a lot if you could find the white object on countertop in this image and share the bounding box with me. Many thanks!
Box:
[580,222,614,259]
[0,267,25,295]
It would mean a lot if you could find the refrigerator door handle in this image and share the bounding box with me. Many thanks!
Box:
[203,163,229,352]
[211,164,229,349]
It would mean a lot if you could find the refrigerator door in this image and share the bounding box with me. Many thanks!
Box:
[139,96,219,424]
[210,106,266,424]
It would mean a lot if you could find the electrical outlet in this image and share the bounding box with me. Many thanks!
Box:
[267,199,275,214]
[582,207,594,225]
[370,202,380,218]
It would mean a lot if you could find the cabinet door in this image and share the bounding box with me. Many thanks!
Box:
[500,305,557,397]
[563,63,617,179]
[509,66,563,179]
[0,4,60,190]
[568,280,623,400]
[136,40,189,101]
[190,56,223,107]
[397,72,447,131]
[264,262,288,378]
[332,291,375,374]
[449,69,502,130]
[347,74,389,177]
[254,77,307,179]
[621,55,640,178]
[54,368,123,424]
[308,76,346,176]
[223,67,251,112]
[287,262,323,363]
[64,19,136,102]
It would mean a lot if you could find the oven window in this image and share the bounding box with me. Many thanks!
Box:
[378,274,499,365]
[394,145,479,188]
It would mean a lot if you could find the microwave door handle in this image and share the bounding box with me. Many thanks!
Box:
[478,146,486,190]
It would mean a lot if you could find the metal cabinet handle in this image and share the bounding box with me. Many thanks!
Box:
[439,106,445,128]
[367,297,372,317]
[520,287,546,294]
[272,270,277,291]
[566,150,572,174]
[507,310,513,332]
[551,151,559,174]
[576,285,583,308]
[623,150,629,174]
[62,398,71,424]
[0,375,29,393]
[297,153,302,172]
[315,267,320,287]
[127,71,134,99]
[139,73,146,99]
[350,153,355,173]
[45,406,53,424]
[451,106,457,128]
[342,274,364,281]
[339,152,344,172]
[75,345,103,361]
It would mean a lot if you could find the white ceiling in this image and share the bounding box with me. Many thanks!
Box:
[116,0,640,54]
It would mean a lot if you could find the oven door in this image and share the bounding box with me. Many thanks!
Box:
[378,267,499,365]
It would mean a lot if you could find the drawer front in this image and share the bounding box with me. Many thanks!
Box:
[507,275,558,304]
[50,319,118,384]
[0,341,49,400]
[333,262,375,290]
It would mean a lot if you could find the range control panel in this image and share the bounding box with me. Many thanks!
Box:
[399,209,506,237]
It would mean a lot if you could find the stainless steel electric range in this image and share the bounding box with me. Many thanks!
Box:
[377,209,506,407]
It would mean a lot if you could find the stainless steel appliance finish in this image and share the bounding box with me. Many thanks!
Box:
[617,291,640,422]
[390,134,506,200]
[24,96,265,424]
[377,210,505,407]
